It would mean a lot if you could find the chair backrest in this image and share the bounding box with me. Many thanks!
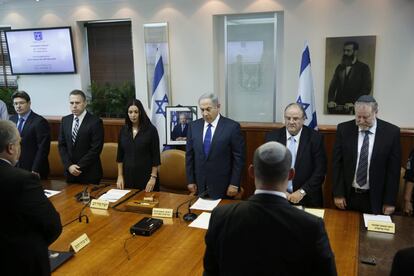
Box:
[395,167,407,213]
[48,141,64,178]
[100,142,118,181]
[159,149,188,194]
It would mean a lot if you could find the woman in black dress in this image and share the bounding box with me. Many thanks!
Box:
[116,99,160,191]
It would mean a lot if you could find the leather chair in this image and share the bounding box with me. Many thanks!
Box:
[48,141,64,179]
[395,167,407,214]
[100,142,118,183]
[159,149,188,194]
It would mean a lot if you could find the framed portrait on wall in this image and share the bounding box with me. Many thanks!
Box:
[324,35,376,115]
[165,106,198,146]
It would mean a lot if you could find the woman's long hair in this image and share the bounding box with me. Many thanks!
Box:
[124,99,151,131]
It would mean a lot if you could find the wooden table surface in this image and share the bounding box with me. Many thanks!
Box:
[45,181,361,276]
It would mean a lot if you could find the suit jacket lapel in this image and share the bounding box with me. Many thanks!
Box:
[370,120,382,164]
[207,116,224,160]
[350,124,359,170]
[195,119,206,160]
[73,112,89,147]
[21,112,34,136]
[295,127,309,166]
[278,128,287,145]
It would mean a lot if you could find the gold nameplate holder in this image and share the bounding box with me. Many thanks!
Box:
[152,208,174,218]
[90,199,110,210]
[70,233,91,253]
[367,221,395,234]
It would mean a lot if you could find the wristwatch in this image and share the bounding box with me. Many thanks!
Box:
[299,189,306,195]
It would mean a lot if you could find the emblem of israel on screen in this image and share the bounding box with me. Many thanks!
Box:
[34,31,43,41]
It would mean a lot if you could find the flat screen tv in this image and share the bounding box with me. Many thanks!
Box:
[5,26,76,75]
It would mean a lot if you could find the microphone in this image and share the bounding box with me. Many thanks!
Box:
[74,184,89,202]
[174,190,208,219]
[62,185,90,227]
[182,190,208,222]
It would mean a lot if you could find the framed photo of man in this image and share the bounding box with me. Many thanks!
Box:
[324,35,376,115]
[166,106,197,145]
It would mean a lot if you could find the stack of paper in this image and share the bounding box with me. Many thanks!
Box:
[188,212,211,229]
[44,189,61,198]
[98,189,131,203]
[304,208,325,219]
[190,198,221,211]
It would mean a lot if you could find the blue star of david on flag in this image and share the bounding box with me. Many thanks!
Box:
[155,95,169,117]
[296,42,318,130]
[296,96,310,118]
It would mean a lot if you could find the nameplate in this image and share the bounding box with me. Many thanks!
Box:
[152,208,173,218]
[70,233,90,253]
[90,199,109,210]
[144,195,155,201]
[367,221,395,234]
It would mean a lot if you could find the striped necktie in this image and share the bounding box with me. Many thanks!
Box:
[356,130,370,187]
[72,117,79,144]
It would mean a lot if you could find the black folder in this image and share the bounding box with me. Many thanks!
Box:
[49,250,74,272]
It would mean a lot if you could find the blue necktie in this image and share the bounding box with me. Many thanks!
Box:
[203,124,212,156]
[17,117,25,134]
[287,136,297,193]
[356,131,370,187]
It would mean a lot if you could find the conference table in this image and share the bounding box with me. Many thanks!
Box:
[44,180,413,276]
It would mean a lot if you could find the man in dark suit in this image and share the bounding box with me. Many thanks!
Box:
[265,103,326,207]
[333,95,401,214]
[58,89,104,184]
[10,91,50,179]
[203,141,337,276]
[186,93,245,199]
[327,41,372,114]
[390,247,414,276]
[171,113,188,141]
[0,120,62,276]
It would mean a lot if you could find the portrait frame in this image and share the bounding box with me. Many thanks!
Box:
[324,35,376,115]
[165,106,198,146]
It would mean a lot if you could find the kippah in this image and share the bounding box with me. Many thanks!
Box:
[356,95,376,103]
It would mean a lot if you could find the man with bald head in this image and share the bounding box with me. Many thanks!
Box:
[203,142,337,276]
[333,95,401,214]
[265,103,327,207]
[0,120,61,275]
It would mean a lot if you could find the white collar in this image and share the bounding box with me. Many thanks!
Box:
[204,113,221,128]
[255,189,287,199]
[74,109,87,121]
[358,118,377,135]
[286,127,303,141]
[0,158,12,165]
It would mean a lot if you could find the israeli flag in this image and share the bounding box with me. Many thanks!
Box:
[296,42,318,130]
[150,48,169,151]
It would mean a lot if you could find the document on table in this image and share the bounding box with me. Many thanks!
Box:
[98,189,131,203]
[188,212,211,229]
[190,198,221,211]
[304,208,325,219]
[363,214,392,227]
[44,189,61,198]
